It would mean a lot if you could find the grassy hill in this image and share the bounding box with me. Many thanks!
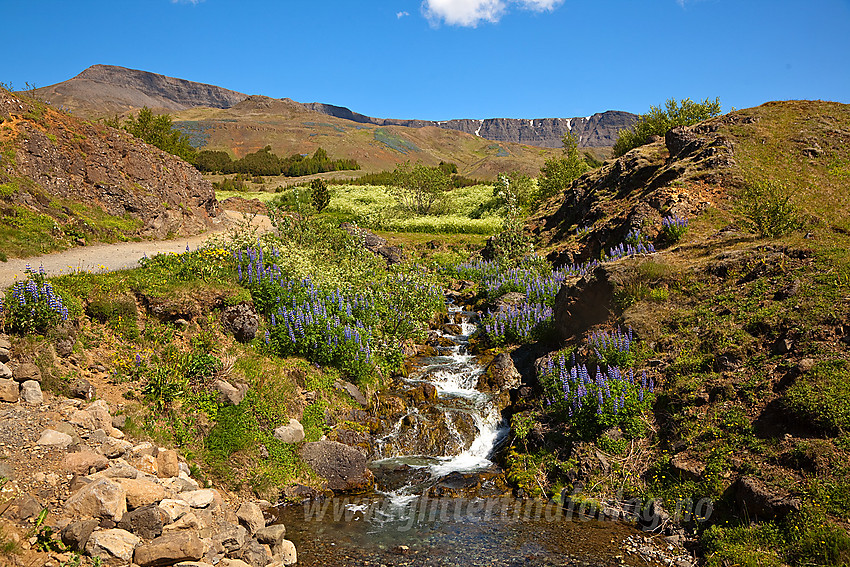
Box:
[173,96,562,179]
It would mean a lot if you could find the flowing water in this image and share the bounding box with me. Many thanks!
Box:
[276,304,673,567]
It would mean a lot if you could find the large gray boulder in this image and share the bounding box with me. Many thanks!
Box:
[85,528,140,563]
[65,478,127,522]
[272,419,305,444]
[221,303,259,342]
[299,440,374,493]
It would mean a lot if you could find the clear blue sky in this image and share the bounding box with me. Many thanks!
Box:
[4,0,849,120]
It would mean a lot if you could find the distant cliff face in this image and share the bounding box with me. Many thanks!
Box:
[300,102,636,148]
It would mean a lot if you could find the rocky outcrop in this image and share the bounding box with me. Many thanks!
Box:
[553,264,633,341]
[301,101,636,149]
[299,440,374,493]
[0,89,220,240]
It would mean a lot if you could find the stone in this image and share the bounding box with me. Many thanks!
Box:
[0,494,43,521]
[138,454,159,475]
[180,489,215,508]
[100,437,133,458]
[134,532,205,567]
[65,478,127,522]
[0,362,12,380]
[61,518,100,551]
[735,475,801,520]
[118,504,168,539]
[162,511,205,532]
[159,499,191,523]
[275,539,297,566]
[131,442,158,458]
[37,429,73,448]
[69,409,97,430]
[112,414,127,429]
[218,560,252,567]
[0,460,14,481]
[0,347,9,363]
[55,336,75,358]
[0,378,19,402]
[221,303,259,343]
[671,453,706,482]
[70,378,96,401]
[213,379,248,406]
[299,440,373,493]
[157,449,180,478]
[236,501,265,534]
[334,380,368,407]
[52,421,82,444]
[234,538,271,567]
[117,478,167,510]
[213,521,248,552]
[97,462,142,479]
[13,362,41,383]
[20,380,43,404]
[255,524,286,545]
[162,475,197,494]
[64,451,110,475]
[272,419,305,444]
[85,528,140,563]
[478,353,522,392]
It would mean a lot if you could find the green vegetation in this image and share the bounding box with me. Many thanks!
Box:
[109,107,197,162]
[613,97,722,156]
[195,145,359,177]
[737,178,802,237]
[538,133,591,201]
[390,161,452,215]
[310,178,330,212]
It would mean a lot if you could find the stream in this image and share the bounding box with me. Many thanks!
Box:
[275,304,678,566]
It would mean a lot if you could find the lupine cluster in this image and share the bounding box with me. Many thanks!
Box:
[236,246,442,380]
[540,349,654,438]
[661,215,689,242]
[1,265,69,334]
[480,303,553,346]
[588,326,636,368]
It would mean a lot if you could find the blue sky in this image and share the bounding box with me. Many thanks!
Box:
[4,0,849,120]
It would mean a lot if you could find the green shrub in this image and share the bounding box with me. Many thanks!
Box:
[784,360,850,434]
[310,178,330,212]
[737,179,802,237]
[613,97,722,157]
[538,133,589,201]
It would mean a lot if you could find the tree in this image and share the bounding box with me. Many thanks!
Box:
[613,97,722,157]
[537,132,589,201]
[194,150,233,173]
[123,107,197,163]
[391,162,452,215]
[311,178,331,212]
[493,171,537,212]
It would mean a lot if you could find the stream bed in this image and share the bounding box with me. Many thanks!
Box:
[276,305,686,567]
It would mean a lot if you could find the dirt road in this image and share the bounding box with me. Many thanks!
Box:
[0,211,273,289]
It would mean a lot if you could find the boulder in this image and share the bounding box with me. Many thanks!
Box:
[159,499,191,523]
[255,524,286,545]
[117,478,167,510]
[0,378,18,402]
[236,501,265,534]
[19,380,43,404]
[735,475,801,520]
[70,378,96,401]
[272,419,305,444]
[335,380,368,407]
[234,538,272,567]
[85,528,140,563]
[221,303,259,343]
[553,264,632,341]
[134,532,205,567]
[0,361,11,378]
[61,518,99,551]
[0,494,43,521]
[13,362,41,383]
[275,539,297,566]
[65,478,127,522]
[212,521,248,553]
[180,489,216,509]
[55,336,75,357]
[118,504,168,539]
[299,440,374,493]
[214,379,249,406]
[478,353,522,392]
[37,429,73,448]
[157,449,180,478]
[64,451,110,475]
[100,437,133,458]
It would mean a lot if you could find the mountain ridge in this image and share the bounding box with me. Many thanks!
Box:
[34,65,636,149]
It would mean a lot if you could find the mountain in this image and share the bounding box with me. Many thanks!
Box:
[34,66,635,150]
[0,88,220,257]
[31,64,248,118]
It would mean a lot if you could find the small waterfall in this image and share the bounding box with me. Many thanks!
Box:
[373,304,509,477]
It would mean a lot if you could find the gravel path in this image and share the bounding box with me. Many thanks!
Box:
[0,211,273,289]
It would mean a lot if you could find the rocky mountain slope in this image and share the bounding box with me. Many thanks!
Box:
[0,89,220,257]
[31,65,247,119]
[34,65,635,150]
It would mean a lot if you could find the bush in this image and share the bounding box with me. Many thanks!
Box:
[538,133,589,201]
[390,161,452,215]
[0,266,69,334]
[311,178,330,212]
[737,179,802,237]
[613,97,722,157]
